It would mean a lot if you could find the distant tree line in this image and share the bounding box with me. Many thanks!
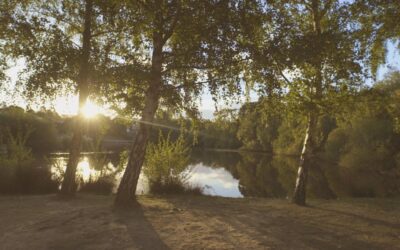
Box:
[0,106,129,155]
[237,72,400,161]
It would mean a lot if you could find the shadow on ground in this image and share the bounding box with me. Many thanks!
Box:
[0,195,169,250]
[0,195,399,249]
[115,202,170,250]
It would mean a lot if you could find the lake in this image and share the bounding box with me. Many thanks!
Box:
[46,150,400,199]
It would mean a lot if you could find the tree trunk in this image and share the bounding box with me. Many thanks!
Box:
[292,0,325,206]
[114,33,163,207]
[60,0,92,196]
[292,113,317,205]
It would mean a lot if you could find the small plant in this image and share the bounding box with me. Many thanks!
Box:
[0,127,35,170]
[5,127,34,162]
[144,131,202,195]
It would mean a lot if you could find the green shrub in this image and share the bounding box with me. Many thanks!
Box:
[144,132,202,195]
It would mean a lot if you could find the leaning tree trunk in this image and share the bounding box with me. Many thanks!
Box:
[292,113,317,205]
[60,0,92,196]
[114,34,163,207]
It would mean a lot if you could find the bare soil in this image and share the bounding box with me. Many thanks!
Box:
[0,194,399,250]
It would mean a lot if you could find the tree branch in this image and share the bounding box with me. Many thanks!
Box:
[162,1,181,44]
[320,0,333,18]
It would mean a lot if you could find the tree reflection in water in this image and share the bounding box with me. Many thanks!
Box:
[39,150,400,198]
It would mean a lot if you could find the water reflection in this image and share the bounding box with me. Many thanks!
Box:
[188,163,242,197]
[49,153,147,194]
[77,158,93,182]
[49,153,122,193]
[51,157,106,183]
[46,150,400,199]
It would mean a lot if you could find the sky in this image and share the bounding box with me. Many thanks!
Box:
[1,58,257,119]
[1,41,399,119]
[376,40,400,81]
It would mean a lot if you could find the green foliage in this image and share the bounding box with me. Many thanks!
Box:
[144,132,199,195]
[324,128,347,162]
[0,107,60,154]
[0,126,59,194]
[93,0,248,121]
[2,0,121,101]
[353,0,400,77]
[144,132,190,184]
[0,125,33,166]
[272,116,306,155]
[236,98,284,152]
[237,103,266,151]
[322,73,400,196]
[236,99,336,155]
[197,109,241,150]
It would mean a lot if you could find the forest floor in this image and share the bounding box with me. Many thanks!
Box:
[0,194,399,250]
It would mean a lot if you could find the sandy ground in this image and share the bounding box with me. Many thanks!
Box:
[0,194,399,250]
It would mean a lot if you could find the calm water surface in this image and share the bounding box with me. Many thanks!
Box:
[46,150,400,199]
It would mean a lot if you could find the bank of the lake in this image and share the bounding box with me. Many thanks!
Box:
[0,194,399,250]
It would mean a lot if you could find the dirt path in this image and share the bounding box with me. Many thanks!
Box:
[0,195,399,249]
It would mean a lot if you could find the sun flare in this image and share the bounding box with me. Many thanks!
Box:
[77,157,98,182]
[82,100,99,118]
